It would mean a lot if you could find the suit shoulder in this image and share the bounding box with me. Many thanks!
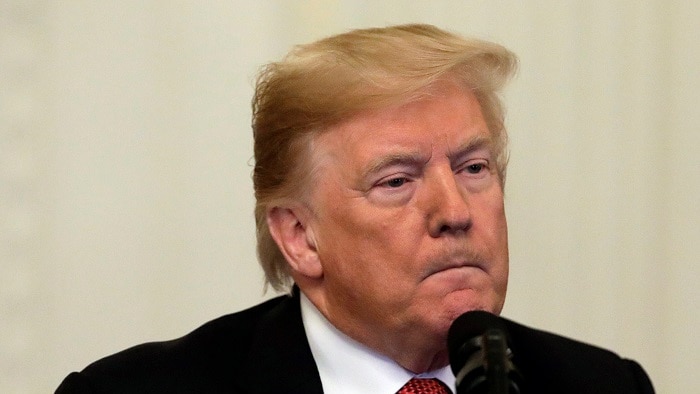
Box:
[505,318,621,360]
[57,295,292,393]
[503,318,654,393]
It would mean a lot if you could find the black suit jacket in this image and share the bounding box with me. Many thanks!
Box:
[56,292,654,393]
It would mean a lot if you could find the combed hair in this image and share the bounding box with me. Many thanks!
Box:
[252,24,517,292]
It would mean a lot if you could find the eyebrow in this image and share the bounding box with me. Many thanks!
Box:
[448,135,493,163]
[360,134,494,180]
[361,151,427,180]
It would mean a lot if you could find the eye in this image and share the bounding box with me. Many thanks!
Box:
[466,163,486,174]
[368,175,415,206]
[383,177,408,188]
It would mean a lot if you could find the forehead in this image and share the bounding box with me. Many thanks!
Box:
[313,82,491,165]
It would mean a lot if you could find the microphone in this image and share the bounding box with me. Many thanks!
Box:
[448,311,522,394]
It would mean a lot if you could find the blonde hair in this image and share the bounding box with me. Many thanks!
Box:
[252,24,517,292]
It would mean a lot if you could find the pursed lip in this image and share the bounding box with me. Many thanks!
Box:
[423,258,487,280]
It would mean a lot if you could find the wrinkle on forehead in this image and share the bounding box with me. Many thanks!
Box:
[306,81,495,197]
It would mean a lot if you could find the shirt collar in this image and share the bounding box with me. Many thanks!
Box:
[300,293,456,393]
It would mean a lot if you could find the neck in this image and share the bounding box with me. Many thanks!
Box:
[396,349,450,374]
[380,330,450,373]
[301,285,450,374]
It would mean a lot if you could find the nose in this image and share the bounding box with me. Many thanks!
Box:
[423,167,472,237]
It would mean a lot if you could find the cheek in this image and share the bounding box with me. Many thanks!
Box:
[319,210,422,295]
[368,211,427,271]
[481,189,508,241]
[473,191,509,282]
[326,202,419,252]
[316,210,381,278]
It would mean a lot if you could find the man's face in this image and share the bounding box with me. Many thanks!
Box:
[303,81,509,368]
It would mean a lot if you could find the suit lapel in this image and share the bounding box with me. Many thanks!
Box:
[242,290,324,394]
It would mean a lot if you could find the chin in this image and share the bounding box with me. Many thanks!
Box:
[444,289,502,318]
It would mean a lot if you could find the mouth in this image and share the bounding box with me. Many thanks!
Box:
[423,260,486,281]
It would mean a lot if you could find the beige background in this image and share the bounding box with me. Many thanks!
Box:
[2,1,698,392]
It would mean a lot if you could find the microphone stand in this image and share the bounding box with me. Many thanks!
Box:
[484,329,510,394]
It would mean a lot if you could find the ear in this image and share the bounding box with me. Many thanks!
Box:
[266,206,323,279]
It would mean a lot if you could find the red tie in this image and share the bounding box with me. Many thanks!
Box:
[396,378,451,394]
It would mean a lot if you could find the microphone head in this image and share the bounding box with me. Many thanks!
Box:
[447,310,509,375]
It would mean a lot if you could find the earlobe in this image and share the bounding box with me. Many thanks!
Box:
[266,206,323,279]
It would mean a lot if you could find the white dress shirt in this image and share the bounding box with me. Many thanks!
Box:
[300,293,456,394]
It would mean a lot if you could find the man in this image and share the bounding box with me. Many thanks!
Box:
[56,24,654,393]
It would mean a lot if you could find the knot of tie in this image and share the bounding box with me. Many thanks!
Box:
[397,377,451,394]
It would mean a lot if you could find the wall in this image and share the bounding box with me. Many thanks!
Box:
[1,1,698,392]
